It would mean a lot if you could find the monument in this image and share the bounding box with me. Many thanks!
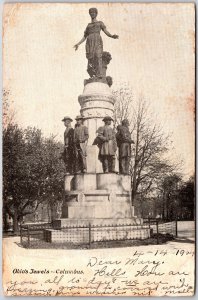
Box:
[44,8,150,243]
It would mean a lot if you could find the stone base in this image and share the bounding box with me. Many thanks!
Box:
[63,173,133,219]
[64,173,131,192]
[44,218,150,243]
[53,217,142,229]
[62,193,134,219]
[51,172,143,244]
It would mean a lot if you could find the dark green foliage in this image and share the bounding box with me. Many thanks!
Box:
[3,124,64,232]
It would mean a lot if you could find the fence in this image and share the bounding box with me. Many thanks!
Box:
[143,218,178,244]
[20,223,150,247]
[20,222,52,246]
[45,223,150,244]
[20,219,177,248]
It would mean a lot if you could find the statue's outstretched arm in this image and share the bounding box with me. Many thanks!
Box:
[102,28,119,39]
[74,37,86,50]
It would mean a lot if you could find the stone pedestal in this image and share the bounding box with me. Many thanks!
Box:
[78,82,116,145]
[78,81,119,173]
[62,173,133,219]
[86,145,119,173]
[44,81,149,244]
[86,145,103,173]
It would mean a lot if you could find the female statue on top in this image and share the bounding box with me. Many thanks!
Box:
[74,8,119,79]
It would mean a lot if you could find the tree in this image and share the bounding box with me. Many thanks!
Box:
[178,175,195,220]
[3,90,65,231]
[113,85,134,126]
[114,86,181,217]
[42,136,65,221]
[156,173,183,220]
[156,174,195,220]
[3,125,43,232]
[3,125,65,232]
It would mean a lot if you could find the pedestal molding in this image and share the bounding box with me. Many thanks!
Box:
[78,94,116,106]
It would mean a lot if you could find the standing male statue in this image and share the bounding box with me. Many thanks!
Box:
[97,116,117,173]
[74,7,118,78]
[61,116,74,174]
[74,115,89,173]
[116,119,134,174]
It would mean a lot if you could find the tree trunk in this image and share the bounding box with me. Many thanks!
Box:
[131,118,140,205]
[140,199,144,218]
[47,203,51,222]
[3,211,9,232]
[131,186,136,206]
[13,213,19,234]
[162,191,167,220]
[131,159,138,205]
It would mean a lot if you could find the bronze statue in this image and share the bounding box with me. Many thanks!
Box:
[74,115,89,173]
[61,116,74,174]
[116,119,134,174]
[74,8,118,79]
[96,116,117,173]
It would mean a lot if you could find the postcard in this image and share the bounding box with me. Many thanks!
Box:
[3,3,195,296]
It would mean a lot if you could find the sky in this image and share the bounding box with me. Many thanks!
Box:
[3,3,195,178]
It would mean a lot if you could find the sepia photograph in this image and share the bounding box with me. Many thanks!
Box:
[2,2,195,296]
